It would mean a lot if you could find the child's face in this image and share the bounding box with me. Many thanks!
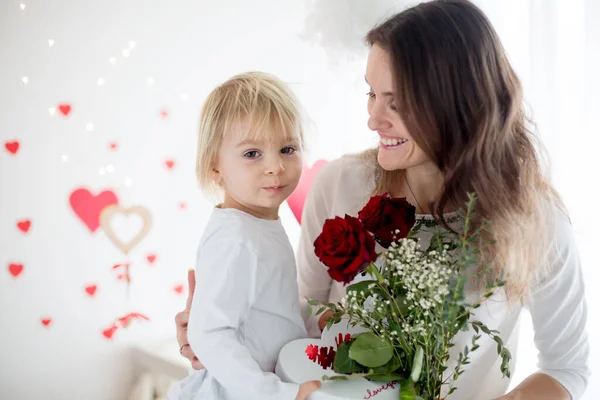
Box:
[213,119,303,220]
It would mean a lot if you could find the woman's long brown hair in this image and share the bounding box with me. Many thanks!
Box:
[365,0,564,299]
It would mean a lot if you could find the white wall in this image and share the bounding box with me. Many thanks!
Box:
[0,1,370,399]
[0,1,597,399]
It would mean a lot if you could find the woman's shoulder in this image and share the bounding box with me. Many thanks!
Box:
[314,149,378,191]
[531,202,579,291]
[308,149,379,216]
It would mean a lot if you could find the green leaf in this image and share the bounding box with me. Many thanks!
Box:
[410,346,424,382]
[443,275,467,322]
[306,298,319,306]
[345,280,378,295]
[366,374,402,382]
[393,294,410,317]
[322,375,349,381]
[322,372,370,381]
[388,320,410,351]
[399,378,416,400]
[333,340,362,374]
[371,353,402,374]
[349,333,394,368]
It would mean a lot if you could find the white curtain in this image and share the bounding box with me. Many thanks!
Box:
[302,0,600,398]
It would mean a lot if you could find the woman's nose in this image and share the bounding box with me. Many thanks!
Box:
[367,101,392,132]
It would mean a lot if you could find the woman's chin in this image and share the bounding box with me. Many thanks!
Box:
[377,154,408,171]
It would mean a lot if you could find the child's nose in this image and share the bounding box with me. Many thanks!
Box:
[265,156,285,175]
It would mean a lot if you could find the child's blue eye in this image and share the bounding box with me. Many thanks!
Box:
[244,150,260,158]
[281,146,296,154]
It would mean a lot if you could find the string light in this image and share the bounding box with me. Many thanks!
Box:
[61,154,69,162]
[48,108,55,116]
[97,78,105,86]
[128,41,137,49]
[124,177,132,187]
[98,168,106,176]
[106,165,115,174]
[147,78,154,86]
[109,57,117,65]
[20,3,26,11]
[122,49,130,58]
[48,39,54,47]
[86,123,94,131]
[22,77,28,84]
[180,93,189,101]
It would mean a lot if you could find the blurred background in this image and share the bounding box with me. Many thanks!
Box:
[0,0,598,399]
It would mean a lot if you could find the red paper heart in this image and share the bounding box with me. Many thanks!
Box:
[109,142,118,151]
[69,188,119,232]
[286,160,328,224]
[173,284,184,294]
[178,202,187,210]
[8,263,23,277]
[85,284,97,297]
[58,103,72,116]
[17,219,31,233]
[102,325,119,339]
[41,318,52,327]
[160,110,169,118]
[165,160,175,169]
[4,141,20,155]
[146,254,156,264]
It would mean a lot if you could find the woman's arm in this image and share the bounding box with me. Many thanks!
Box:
[501,211,589,399]
[296,163,337,337]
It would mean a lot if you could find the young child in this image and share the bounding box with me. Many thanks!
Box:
[168,72,321,400]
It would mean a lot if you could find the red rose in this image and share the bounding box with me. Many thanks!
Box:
[314,215,377,284]
[358,194,416,248]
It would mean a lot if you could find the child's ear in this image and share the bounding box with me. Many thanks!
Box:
[211,168,223,185]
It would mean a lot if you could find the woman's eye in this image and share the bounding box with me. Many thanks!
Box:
[281,146,296,154]
[243,150,260,158]
[390,103,398,111]
[366,91,375,98]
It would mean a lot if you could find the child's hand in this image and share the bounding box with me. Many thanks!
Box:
[295,380,322,400]
[175,269,204,370]
[318,310,334,331]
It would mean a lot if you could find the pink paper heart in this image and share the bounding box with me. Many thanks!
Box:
[17,219,31,233]
[58,103,72,116]
[8,263,24,278]
[4,140,20,155]
[85,284,97,297]
[69,188,119,232]
[286,160,327,224]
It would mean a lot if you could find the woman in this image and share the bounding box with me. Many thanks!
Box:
[175,1,590,399]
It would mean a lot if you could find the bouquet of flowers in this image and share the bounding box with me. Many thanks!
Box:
[307,193,511,400]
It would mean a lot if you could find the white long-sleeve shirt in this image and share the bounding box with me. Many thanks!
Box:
[296,152,590,399]
[169,207,308,400]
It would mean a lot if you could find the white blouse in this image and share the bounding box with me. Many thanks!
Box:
[296,153,590,399]
[169,208,308,400]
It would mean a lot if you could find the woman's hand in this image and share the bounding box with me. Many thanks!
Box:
[296,380,322,400]
[175,269,204,370]
[495,373,571,400]
[318,310,334,331]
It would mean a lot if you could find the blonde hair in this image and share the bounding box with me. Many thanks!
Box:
[196,71,305,196]
[365,0,566,301]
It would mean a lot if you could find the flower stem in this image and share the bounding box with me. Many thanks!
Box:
[367,262,384,283]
